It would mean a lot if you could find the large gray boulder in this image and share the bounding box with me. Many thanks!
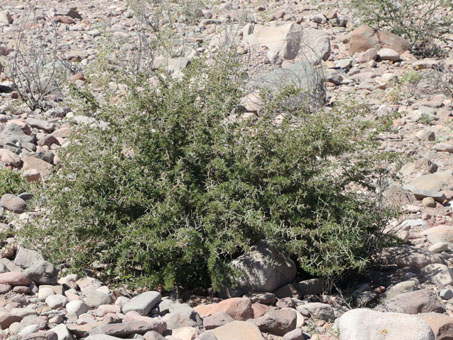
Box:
[223,241,296,297]
[122,291,161,316]
[24,260,58,285]
[335,308,434,340]
[242,23,330,62]
[377,289,445,314]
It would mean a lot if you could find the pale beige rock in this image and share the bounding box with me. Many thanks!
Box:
[421,225,453,244]
[418,313,453,340]
[211,320,264,340]
[0,148,21,167]
[336,309,434,340]
[22,156,53,180]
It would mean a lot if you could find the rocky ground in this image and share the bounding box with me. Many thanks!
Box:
[0,0,452,339]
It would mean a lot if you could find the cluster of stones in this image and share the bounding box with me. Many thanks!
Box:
[0,0,452,340]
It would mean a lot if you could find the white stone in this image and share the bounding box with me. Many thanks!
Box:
[335,309,434,340]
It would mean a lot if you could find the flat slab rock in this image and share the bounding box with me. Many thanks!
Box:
[122,291,161,316]
[335,308,434,340]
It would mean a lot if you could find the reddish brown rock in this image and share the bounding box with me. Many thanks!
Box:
[53,16,74,24]
[252,303,272,318]
[22,156,53,179]
[350,26,410,55]
[0,272,30,286]
[418,313,453,340]
[194,297,253,321]
[250,308,297,336]
[124,311,167,334]
[203,312,234,330]
[0,310,22,329]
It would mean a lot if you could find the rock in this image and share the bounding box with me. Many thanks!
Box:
[14,247,44,268]
[45,294,68,309]
[39,287,55,301]
[377,48,400,61]
[163,302,201,329]
[429,242,449,254]
[122,291,161,315]
[350,26,410,55]
[0,148,21,167]
[85,336,125,340]
[413,58,441,69]
[418,313,453,340]
[172,326,198,340]
[296,278,325,296]
[297,303,335,321]
[203,312,234,330]
[423,197,436,208]
[421,263,453,286]
[198,331,218,340]
[434,143,453,153]
[302,28,331,61]
[210,320,264,340]
[23,169,42,183]
[21,331,58,340]
[0,194,27,213]
[0,11,13,24]
[90,320,166,337]
[0,283,11,293]
[252,303,272,318]
[26,118,55,133]
[76,276,103,293]
[143,331,167,340]
[0,123,36,146]
[49,323,73,340]
[0,271,31,286]
[440,289,453,300]
[24,260,58,285]
[384,280,419,300]
[85,288,112,308]
[243,23,302,60]
[38,135,60,147]
[0,311,22,328]
[124,311,167,334]
[194,297,253,321]
[404,171,453,200]
[335,309,434,340]
[240,92,263,113]
[19,324,41,336]
[283,328,305,340]
[223,241,296,296]
[22,156,53,180]
[275,284,298,300]
[250,308,297,336]
[378,289,445,314]
[422,225,453,244]
[66,300,90,317]
[96,304,121,317]
[356,48,378,63]
[377,246,444,269]
[250,61,324,100]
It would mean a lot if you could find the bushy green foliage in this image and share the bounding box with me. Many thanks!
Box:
[350,0,453,56]
[0,169,30,197]
[24,57,393,291]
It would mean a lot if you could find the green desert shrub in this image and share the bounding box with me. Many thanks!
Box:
[0,169,30,197]
[350,0,453,56]
[24,56,393,291]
